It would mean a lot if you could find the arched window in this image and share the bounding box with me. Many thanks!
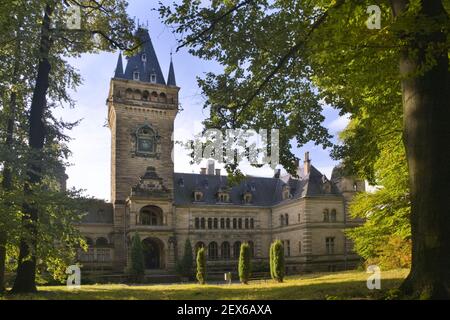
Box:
[323,209,330,222]
[159,92,167,102]
[280,214,285,226]
[142,90,149,101]
[330,209,337,222]
[208,242,218,260]
[208,218,213,229]
[245,218,249,229]
[221,242,230,260]
[238,218,242,229]
[250,218,255,229]
[136,125,156,155]
[248,241,255,258]
[226,218,231,229]
[200,218,205,229]
[195,217,200,229]
[233,218,237,229]
[285,213,289,226]
[194,191,203,202]
[140,206,163,226]
[233,241,241,259]
[195,242,205,254]
[125,88,133,99]
[213,218,218,229]
[95,237,108,247]
[243,192,252,204]
[220,218,225,229]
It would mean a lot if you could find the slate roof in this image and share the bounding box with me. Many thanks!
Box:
[115,28,167,85]
[173,164,341,207]
[167,58,176,86]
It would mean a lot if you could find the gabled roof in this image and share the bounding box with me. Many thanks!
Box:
[116,28,166,85]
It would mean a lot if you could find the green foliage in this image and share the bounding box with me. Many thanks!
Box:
[0,0,136,291]
[158,0,430,273]
[196,247,207,285]
[238,242,251,284]
[129,233,144,279]
[345,131,411,269]
[176,239,194,278]
[270,240,285,283]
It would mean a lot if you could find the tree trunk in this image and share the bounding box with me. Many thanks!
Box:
[392,0,450,299]
[0,11,23,293]
[11,3,53,294]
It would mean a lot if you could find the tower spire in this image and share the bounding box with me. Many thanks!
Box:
[114,52,124,78]
[167,52,176,86]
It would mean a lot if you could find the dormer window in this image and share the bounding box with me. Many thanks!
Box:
[150,73,157,83]
[142,53,147,62]
[282,185,291,200]
[133,71,140,81]
[178,178,184,187]
[194,191,203,202]
[218,192,230,203]
[243,192,252,204]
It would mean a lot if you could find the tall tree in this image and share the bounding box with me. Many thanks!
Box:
[6,0,135,293]
[160,0,450,298]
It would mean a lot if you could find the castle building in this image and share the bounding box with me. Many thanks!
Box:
[77,28,363,276]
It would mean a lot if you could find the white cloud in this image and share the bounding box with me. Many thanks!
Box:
[328,114,350,134]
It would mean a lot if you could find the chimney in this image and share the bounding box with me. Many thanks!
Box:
[215,169,221,176]
[274,169,281,179]
[200,168,206,175]
[303,152,311,176]
[207,160,215,175]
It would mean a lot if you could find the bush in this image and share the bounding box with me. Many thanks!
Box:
[367,236,412,270]
[176,239,194,278]
[129,232,144,281]
[238,242,251,284]
[196,247,206,284]
[269,243,275,279]
[270,240,285,282]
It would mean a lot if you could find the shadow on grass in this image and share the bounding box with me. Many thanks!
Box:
[1,277,404,300]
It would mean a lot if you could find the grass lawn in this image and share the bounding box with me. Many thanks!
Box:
[1,269,408,300]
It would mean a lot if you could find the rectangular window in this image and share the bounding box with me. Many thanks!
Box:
[286,240,291,257]
[326,237,335,254]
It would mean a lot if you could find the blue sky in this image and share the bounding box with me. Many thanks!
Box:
[54,0,349,201]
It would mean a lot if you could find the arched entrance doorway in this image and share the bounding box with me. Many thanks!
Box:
[142,238,164,269]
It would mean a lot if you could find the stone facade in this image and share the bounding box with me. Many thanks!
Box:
[77,28,363,276]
